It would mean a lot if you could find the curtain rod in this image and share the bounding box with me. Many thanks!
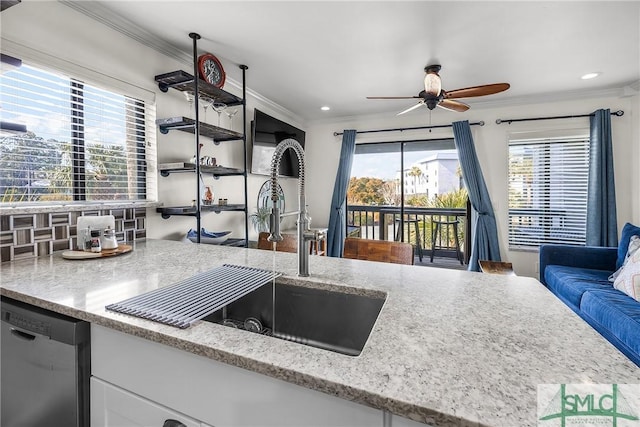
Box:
[355,138,454,145]
[333,120,484,137]
[496,110,624,125]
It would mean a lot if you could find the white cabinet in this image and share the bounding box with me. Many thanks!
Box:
[91,377,202,427]
[91,325,383,427]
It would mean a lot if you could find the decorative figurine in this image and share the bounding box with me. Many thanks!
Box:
[204,186,213,205]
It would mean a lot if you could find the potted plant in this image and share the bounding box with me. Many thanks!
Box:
[249,206,271,233]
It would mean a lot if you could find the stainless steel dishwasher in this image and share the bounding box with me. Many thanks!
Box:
[1,296,90,427]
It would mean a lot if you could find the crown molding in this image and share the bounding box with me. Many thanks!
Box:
[58,0,304,125]
[59,1,191,64]
[468,85,632,110]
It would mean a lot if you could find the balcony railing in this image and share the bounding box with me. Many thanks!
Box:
[346,204,469,264]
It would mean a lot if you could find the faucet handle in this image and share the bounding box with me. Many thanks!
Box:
[303,228,325,242]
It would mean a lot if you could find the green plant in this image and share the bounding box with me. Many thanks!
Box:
[430,188,468,209]
[249,206,271,233]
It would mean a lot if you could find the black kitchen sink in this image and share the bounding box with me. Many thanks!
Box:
[202,282,386,356]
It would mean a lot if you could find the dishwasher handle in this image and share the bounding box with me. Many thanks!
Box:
[10,328,36,341]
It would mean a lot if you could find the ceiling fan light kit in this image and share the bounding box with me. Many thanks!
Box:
[367,64,510,114]
[423,64,442,96]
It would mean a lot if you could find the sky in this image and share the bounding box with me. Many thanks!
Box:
[351,149,456,180]
[2,64,128,146]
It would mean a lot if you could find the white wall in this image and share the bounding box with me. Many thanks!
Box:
[306,95,638,278]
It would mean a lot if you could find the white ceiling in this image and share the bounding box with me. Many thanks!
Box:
[69,1,639,123]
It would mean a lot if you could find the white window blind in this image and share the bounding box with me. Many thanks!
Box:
[0,63,152,203]
[508,135,590,249]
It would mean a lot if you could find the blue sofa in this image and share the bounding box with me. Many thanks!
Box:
[539,225,640,367]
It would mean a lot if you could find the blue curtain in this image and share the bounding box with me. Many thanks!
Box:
[327,130,357,257]
[586,109,618,247]
[452,120,501,271]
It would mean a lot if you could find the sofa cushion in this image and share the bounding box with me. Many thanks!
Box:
[610,235,640,282]
[580,290,640,356]
[613,246,640,301]
[544,265,612,309]
[617,222,640,270]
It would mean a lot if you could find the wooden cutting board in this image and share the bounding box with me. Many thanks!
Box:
[62,244,133,260]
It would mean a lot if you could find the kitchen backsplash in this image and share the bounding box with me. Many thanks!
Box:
[1,207,146,262]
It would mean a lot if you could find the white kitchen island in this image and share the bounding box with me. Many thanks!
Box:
[1,239,638,427]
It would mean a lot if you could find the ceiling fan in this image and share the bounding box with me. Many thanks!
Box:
[367,65,510,115]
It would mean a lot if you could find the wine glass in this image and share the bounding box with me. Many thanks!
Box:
[200,96,212,122]
[183,91,195,116]
[225,108,238,130]
[211,102,227,127]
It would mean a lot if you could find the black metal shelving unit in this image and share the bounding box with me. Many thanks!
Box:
[154,32,249,247]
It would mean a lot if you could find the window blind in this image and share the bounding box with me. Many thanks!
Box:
[0,63,153,203]
[508,136,589,249]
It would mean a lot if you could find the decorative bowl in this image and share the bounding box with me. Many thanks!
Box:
[186,228,231,245]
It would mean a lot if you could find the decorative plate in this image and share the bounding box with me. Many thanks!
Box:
[197,53,226,88]
[257,180,285,212]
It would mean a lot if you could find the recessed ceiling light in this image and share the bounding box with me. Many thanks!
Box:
[321,106,330,111]
[581,72,601,80]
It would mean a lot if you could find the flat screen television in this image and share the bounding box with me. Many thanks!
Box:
[251,109,305,178]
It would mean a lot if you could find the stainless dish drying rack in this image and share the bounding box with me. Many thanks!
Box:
[106,264,281,329]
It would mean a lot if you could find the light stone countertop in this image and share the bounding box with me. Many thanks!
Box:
[1,239,639,426]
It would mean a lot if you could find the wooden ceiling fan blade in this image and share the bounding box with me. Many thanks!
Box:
[397,101,425,116]
[438,99,469,112]
[366,96,420,99]
[444,83,510,99]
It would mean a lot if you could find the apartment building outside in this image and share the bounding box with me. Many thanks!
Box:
[398,150,462,199]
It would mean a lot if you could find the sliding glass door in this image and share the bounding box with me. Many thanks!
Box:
[347,138,467,264]
[347,142,400,241]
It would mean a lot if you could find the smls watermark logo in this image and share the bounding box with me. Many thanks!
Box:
[538,384,640,427]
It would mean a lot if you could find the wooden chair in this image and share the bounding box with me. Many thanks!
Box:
[257,232,297,253]
[343,238,414,265]
[479,260,516,276]
[257,231,326,255]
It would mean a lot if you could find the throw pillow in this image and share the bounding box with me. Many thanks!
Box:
[609,235,640,282]
[613,246,640,301]
[616,222,640,270]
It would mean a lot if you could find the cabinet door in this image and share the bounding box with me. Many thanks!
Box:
[91,377,201,427]
[93,325,382,427]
